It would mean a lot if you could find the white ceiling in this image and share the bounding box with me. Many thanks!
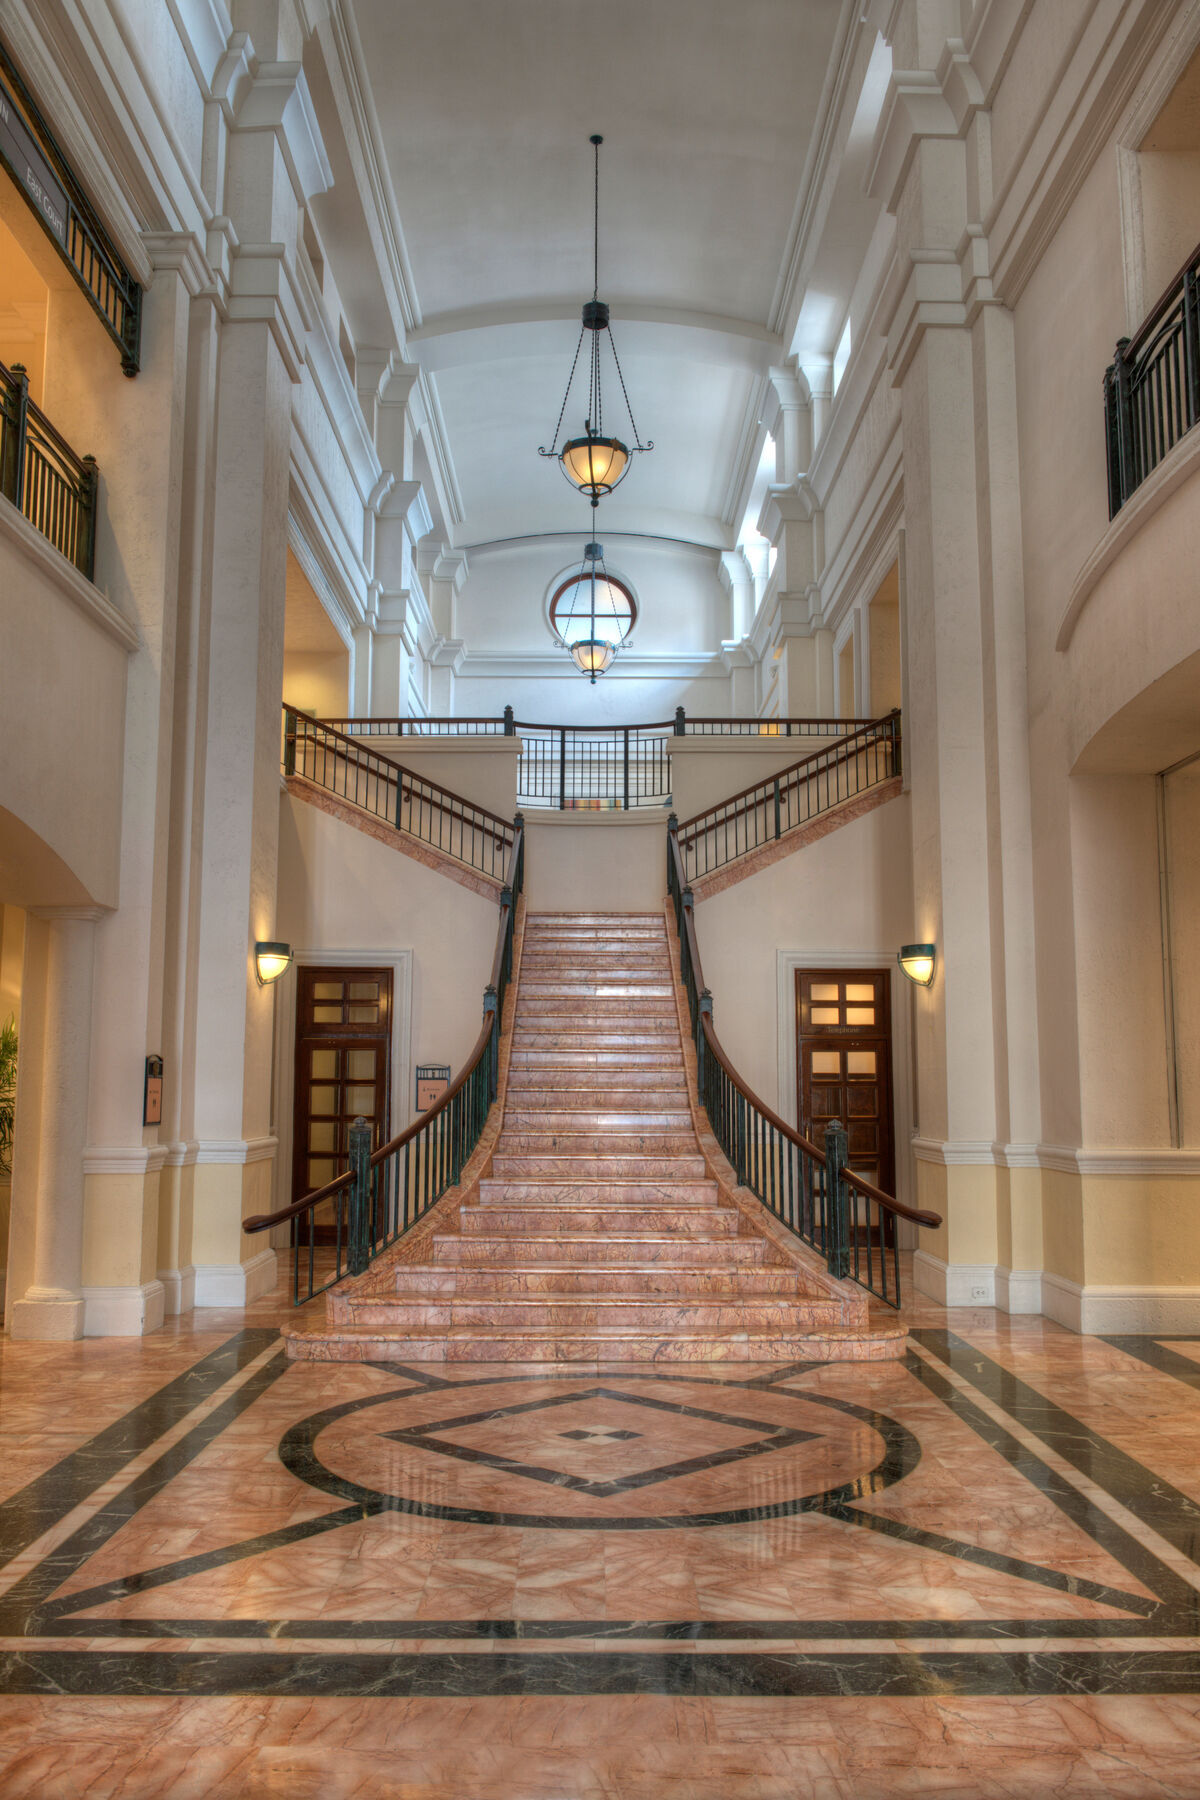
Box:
[316,1,876,555]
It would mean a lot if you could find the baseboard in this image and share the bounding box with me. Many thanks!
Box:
[995,1266,1044,1315]
[1042,1273,1200,1334]
[157,1265,196,1316]
[912,1250,996,1307]
[193,1248,277,1309]
[82,1280,166,1338]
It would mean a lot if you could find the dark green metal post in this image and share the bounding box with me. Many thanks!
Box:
[347,1117,372,1276]
[823,1118,851,1280]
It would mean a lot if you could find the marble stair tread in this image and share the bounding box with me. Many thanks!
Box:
[500,1111,694,1130]
[331,1297,849,1329]
[285,1322,907,1363]
[494,1134,702,1156]
[433,1235,775,1266]
[489,1157,708,1180]
[499,1091,693,1110]
[476,1179,720,1202]
[458,1207,739,1236]
[385,1264,819,1296]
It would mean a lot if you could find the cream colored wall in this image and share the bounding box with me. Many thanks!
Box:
[284,652,348,719]
[522,815,667,914]
[0,523,129,910]
[275,792,497,1194]
[350,737,520,820]
[868,570,901,716]
[1166,758,1200,1143]
[696,795,913,1136]
[669,736,845,822]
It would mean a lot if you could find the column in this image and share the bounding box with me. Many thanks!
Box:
[8,908,101,1341]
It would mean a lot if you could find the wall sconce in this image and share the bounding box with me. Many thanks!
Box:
[898,943,936,987]
[255,941,293,986]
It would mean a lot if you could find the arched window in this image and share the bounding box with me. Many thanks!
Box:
[549,565,637,650]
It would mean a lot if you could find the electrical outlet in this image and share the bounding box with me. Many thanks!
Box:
[970,1285,988,1300]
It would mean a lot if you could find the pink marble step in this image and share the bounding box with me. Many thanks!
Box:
[433,1234,772,1267]
[489,1154,707,1180]
[458,1204,738,1236]
[285,1322,908,1363]
[507,1052,684,1069]
[476,1180,718,1205]
[332,1296,849,1331]
[500,1088,692,1111]
[514,997,679,1018]
[501,1111,694,1132]
[511,1033,683,1051]
[387,1264,812,1298]
[504,1068,688,1090]
[495,1131,699,1154]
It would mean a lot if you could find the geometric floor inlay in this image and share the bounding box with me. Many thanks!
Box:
[2,1328,1200,1698]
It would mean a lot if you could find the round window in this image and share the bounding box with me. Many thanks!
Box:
[549,567,637,649]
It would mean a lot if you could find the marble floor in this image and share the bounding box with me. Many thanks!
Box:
[1,1278,1200,1795]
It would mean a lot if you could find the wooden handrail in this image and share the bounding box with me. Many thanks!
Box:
[244,821,523,1235]
[678,711,899,842]
[244,1169,352,1235]
[1123,239,1200,360]
[844,1165,941,1229]
[284,705,516,835]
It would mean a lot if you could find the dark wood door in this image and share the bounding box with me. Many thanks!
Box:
[293,966,392,1238]
[796,968,895,1194]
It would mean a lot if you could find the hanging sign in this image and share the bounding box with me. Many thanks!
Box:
[143,1055,163,1127]
[0,74,67,247]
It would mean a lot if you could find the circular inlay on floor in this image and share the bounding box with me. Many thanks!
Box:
[279,1373,918,1529]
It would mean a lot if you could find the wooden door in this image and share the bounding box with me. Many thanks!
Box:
[796,969,895,1194]
[293,966,392,1236]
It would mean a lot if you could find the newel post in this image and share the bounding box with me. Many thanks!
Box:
[823,1118,851,1280]
[347,1117,373,1276]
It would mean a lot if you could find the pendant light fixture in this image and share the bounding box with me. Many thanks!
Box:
[569,542,618,682]
[539,135,653,508]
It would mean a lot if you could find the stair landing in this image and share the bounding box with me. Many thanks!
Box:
[285,912,906,1364]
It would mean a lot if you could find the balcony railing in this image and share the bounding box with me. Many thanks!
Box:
[321,711,865,812]
[0,360,97,578]
[1105,243,1200,516]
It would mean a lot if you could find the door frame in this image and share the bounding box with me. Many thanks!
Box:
[270,948,413,1242]
[775,948,915,1217]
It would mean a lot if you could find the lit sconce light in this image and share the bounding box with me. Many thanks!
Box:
[255,941,293,986]
[897,943,936,987]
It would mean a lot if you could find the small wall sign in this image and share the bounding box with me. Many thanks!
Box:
[415,1064,450,1113]
[143,1055,163,1126]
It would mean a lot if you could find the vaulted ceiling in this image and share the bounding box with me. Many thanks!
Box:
[308,0,882,556]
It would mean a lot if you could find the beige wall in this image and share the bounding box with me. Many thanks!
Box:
[522,815,667,914]
[284,651,348,720]
[696,794,913,1134]
[275,791,498,1196]
[669,735,845,822]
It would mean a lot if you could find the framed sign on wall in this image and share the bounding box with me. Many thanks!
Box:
[415,1064,450,1112]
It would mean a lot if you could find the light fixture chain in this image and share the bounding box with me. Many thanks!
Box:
[608,328,652,452]
[540,323,587,456]
[593,133,600,301]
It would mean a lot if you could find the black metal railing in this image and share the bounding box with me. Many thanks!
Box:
[0,360,97,576]
[678,710,901,880]
[321,710,859,812]
[666,820,938,1307]
[245,821,524,1303]
[283,706,515,880]
[1105,243,1200,516]
[514,721,672,809]
[0,44,142,373]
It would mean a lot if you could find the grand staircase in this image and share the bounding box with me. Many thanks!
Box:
[285,912,904,1363]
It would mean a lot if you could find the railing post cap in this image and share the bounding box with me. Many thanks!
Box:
[483,983,498,1014]
[500,885,513,907]
[513,811,524,829]
[699,987,713,1015]
[682,886,694,909]
[667,811,678,829]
